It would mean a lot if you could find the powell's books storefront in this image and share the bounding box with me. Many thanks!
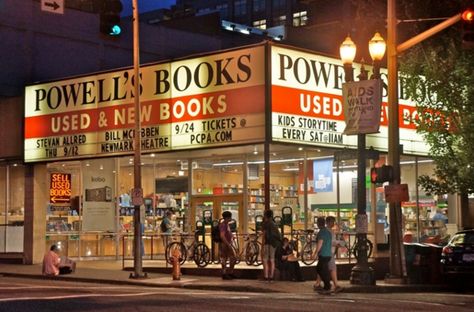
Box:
[2,42,442,264]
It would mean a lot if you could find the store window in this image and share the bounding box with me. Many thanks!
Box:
[399,156,446,243]
[293,11,308,27]
[0,164,25,253]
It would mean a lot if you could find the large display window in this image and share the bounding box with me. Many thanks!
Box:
[41,143,450,259]
[0,164,25,253]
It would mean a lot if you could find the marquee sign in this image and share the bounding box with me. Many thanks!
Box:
[24,46,266,162]
[24,43,430,163]
[270,45,429,155]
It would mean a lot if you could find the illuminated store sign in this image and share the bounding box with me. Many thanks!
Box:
[24,46,266,162]
[270,45,429,155]
[24,43,429,163]
[50,173,71,204]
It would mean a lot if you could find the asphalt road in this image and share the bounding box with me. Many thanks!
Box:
[0,277,472,312]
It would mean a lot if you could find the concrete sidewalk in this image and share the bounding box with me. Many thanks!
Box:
[0,260,451,294]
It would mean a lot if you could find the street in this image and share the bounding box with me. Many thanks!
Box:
[0,277,472,312]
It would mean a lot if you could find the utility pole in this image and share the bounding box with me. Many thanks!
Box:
[385,0,461,282]
[130,0,146,279]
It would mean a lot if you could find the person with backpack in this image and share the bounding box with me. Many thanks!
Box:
[261,209,281,282]
[160,210,173,249]
[218,211,237,280]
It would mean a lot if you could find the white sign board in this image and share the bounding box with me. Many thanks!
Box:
[342,79,382,135]
[41,0,64,14]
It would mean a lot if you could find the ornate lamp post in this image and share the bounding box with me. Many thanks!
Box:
[340,33,386,285]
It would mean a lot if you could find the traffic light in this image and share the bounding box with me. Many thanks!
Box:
[370,165,394,184]
[461,8,474,48]
[100,0,123,36]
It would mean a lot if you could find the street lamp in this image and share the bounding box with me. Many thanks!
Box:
[369,32,386,79]
[340,36,357,82]
[340,33,386,286]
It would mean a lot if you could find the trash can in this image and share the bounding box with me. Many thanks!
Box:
[426,243,443,284]
[413,243,431,283]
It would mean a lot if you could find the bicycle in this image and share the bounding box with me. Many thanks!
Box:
[301,232,373,265]
[165,230,211,268]
[301,230,318,265]
[349,234,373,260]
[233,229,262,266]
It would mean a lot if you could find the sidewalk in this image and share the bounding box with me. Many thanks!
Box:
[0,260,451,294]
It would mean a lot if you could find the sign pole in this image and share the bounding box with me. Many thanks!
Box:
[130,0,146,279]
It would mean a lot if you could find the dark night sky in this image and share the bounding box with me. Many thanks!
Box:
[121,0,176,16]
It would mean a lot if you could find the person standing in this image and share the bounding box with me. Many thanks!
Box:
[160,210,173,249]
[313,216,343,292]
[312,217,332,294]
[261,209,281,282]
[219,211,237,280]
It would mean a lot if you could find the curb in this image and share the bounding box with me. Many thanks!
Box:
[0,272,455,294]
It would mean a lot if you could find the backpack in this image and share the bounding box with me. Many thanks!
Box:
[160,219,168,233]
[211,221,221,243]
[266,222,282,248]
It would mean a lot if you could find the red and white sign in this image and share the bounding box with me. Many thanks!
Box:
[24,46,266,162]
[270,46,429,155]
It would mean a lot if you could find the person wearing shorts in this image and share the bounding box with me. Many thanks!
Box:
[219,211,237,280]
[261,209,281,282]
[313,216,343,293]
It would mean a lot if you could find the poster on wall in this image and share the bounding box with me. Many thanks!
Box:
[82,158,116,232]
[313,158,334,192]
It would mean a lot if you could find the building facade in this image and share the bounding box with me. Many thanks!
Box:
[0,0,470,265]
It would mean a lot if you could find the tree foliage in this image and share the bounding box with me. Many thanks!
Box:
[398,1,474,195]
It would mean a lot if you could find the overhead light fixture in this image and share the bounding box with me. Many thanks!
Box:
[253,146,258,155]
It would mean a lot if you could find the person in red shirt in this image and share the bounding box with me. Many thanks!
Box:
[42,245,75,276]
[42,245,61,276]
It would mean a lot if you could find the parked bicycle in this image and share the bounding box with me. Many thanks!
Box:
[165,230,211,267]
[232,229,262,266]
[301,232,373,265]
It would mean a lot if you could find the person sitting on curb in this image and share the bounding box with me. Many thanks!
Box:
[42,245,75,276]
[275,237,304,282]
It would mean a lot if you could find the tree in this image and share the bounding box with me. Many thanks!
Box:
[398,1,474,197]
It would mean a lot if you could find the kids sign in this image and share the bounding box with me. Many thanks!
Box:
[342,79,382,135]
[50,173,72,204]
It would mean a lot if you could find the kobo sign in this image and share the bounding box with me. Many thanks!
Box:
[50,173,72,204]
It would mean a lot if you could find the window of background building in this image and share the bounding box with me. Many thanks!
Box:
[253,19,266,29]
[253,0,265,12]
[293,11,308,27]
[273,15,286,26]
[272,0,285,9]
[216,4,228,18]
[234,0,247,17]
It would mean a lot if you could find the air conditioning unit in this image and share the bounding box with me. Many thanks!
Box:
[248,164,259,180]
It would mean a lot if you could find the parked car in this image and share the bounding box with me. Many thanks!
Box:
[440,229,474,278]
